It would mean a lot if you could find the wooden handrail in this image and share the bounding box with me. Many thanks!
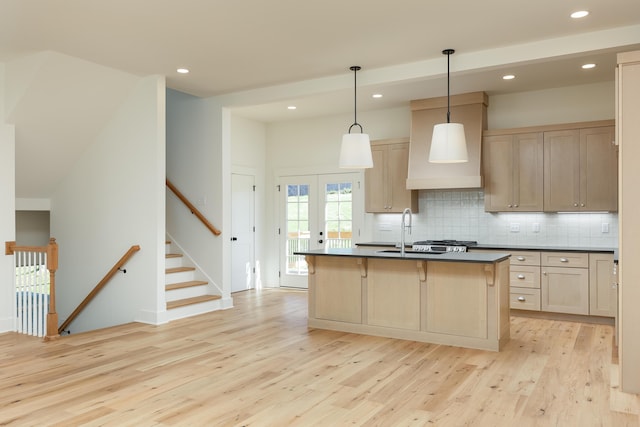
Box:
[58,245,140,334]
[6,238,60,341]
[166,178,221,236]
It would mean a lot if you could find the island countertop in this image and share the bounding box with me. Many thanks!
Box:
[294,247,510,264]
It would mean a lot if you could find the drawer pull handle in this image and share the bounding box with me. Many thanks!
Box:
[517,256,525,261]
[518,296,526,302]
[560,258,569,263]
[517,274,525,279]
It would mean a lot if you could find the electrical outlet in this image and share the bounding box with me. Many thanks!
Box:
[379,223,392,231]
[532,223,540,233]
[602,223,610,233]
[510,223,520,233]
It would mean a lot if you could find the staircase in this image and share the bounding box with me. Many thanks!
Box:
[165,240,222,321]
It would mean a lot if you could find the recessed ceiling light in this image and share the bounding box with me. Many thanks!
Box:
[582,63,596,69]
[502,74,515,80]
[177,68,190,74]
[372,94,383,99]
[287,105,297,110]
[571,10,589,19]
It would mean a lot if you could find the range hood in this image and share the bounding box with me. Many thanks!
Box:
[407,91,488,189]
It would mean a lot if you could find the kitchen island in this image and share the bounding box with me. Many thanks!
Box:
[294,248,511,351]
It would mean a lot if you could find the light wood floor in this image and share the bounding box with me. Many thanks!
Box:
[1,288,639,426]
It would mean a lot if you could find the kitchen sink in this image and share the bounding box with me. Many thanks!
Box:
[376,249,443,255]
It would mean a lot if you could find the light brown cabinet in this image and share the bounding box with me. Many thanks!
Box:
[365,138,418,213]
[482,120,617,213]
[589,253,617,317]
[541,252,589,315]
[470,248,615,318]
[483,132,544,212]
[509,251,541,311]
[543,126,617,212]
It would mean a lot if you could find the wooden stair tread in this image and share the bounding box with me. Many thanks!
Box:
[167,295,221,309]
[166,266,195,274]
[165,253,183,258]
[166,280,208,291]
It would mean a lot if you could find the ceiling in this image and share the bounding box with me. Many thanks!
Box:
[2,0,640,123]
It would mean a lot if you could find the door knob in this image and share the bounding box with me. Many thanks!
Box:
[318,239,323,244]
[230,237,238,241]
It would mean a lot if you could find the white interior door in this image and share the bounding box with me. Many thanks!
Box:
[279,173,361,289]
[231,173,255,293]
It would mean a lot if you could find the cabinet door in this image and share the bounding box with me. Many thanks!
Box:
[513,133,544,211]
[313,256,363,323]
[541,266,589,315]
[483,135,514,211]
[388,142,415,212]
[580,126,618,211]
[365,145,387,212]
[483,133,543,212]
[544,130,580,211]
[589,253,617,317]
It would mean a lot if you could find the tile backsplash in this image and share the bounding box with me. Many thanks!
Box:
[371,190,618,248]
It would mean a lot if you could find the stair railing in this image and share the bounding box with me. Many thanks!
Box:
[166,178,221,236]
[58,245,140,334]
[5,238,60,341]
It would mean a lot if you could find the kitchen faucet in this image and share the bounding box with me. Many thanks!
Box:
[400,207,412,256]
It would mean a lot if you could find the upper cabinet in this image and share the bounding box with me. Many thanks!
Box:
[544,125,617,212]
[365,138,418,213]
[483,132,544,212]
[407,92,488,190]
[482,120,617,213]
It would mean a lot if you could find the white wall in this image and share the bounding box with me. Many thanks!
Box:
[487,81,615,129]
[0,62,16,332]
[51,75,166,333]
[166,90,226,299]
[260,83,617,285]
[230,115,267,288]
[15,211,50,246]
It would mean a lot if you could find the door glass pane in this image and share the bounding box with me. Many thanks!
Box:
[286,184,309,275]
[325,181,352,249]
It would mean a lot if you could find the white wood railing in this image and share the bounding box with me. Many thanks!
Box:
[5,238,59,340]
[14,250,49,337]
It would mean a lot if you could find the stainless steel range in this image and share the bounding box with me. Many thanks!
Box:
[412,240,477,253]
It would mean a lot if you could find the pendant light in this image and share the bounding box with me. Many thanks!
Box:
[339,66,373,168]
[429,49,468,163]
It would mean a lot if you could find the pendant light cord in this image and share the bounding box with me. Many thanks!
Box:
[443,49,454,124]
[446,51,450,123]
[348,65,362,134]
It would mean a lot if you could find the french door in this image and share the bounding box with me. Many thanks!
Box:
[279,173,362,288]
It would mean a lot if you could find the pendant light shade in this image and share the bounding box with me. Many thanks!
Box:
[429,49,468,163]
[339,66,373,168]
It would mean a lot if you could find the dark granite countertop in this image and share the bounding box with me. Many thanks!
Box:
[355,242,618,262]
[294,248,510,264]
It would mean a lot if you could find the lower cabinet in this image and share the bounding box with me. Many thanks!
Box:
[313,256,363,323]
[470,248,615,317]
[367,259,421,330]
[589,253,617,317]
[541,252,589,315]
[510,287,541,311]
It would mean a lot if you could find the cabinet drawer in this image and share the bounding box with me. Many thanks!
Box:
[541,252,589,268]
[510,266,540,289]
[510,251,541,266]
[510,287,541,311]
